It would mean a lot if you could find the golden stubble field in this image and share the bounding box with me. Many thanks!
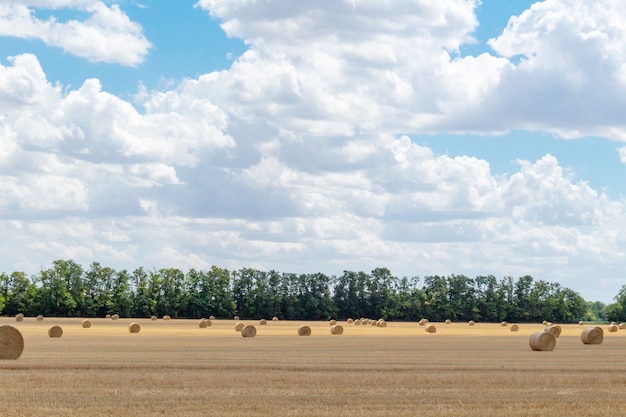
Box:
[1,317,625,417]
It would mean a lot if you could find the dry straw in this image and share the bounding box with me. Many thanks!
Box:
[445,319,451,325]
[608,324,618,333]
[259,319,267,325]
[81,320,92,328]
[199,320,209,328]
[329,319,337,326]
[619,323,626,330]
[105,314,111,319]
[272,317,279,322]
[241,325,257,337]
[354,319,361,325]
[15,313,24,322]
[128,323,141,333]
[468,320,475,326]
[48,325,63,338]
[0,325,24,360]
[235,322,245,332]
[579,321,584,325]
[163,315,171,321]
[298,325,312,336]
[209,315,216,320]
[347,318,354,324]
[544,325,562,338]
[581,327,603,345]
[529,331,556,351]
[425,324,437,334]
[111,314,120,320]
[233,316,240,321]
[330,324,344,335]
[500,321,508,327]
[377,319,387,328]
[509,324,519,332]
[151,316,157,321]
[36,315,44,321]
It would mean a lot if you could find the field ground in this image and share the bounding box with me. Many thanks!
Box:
[1,317,625,416]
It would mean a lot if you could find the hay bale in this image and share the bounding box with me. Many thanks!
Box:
[128,323,141,333]
[425,324,437,334]
[0,325,24,360]
[500,321,508,327]
[272,317,279,322]
[163,315,171,321]
[354,319,361,326]
[611,321,617,326]
[36,315,44,321]
[111,314,120,320]
[619,323,626,330]
[48,325,63,338]
[199,320,209,328]
[544,325,562,338]
[445,319,451,324]
[151,315,157,321]
[468,320,475,326]
[233,316,240,321]
[298,325,311,336]
[330,324,344,335]
[578,321,584,325]
[259,319,267,325]
[204,319,213,327]
[529,331,556,351]
[105,314,111,319]
[509,324,519,332]
[377,319,387,328]
[209,315,216,320]
[418,319,426,327]
[347,318,354,324]
[15,313,24,322]
[542,320,548,325]
[81,320,92,329]
[370,320,377,326]
[581,327,603,345]
[241,325,257,337]
[329,319,337,326]
[608,324,618,333]
[235,322,245,332]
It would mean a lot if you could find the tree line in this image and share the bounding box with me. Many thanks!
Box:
[0,259,620,323]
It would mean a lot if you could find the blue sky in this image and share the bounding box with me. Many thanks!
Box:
[1,0,625,303]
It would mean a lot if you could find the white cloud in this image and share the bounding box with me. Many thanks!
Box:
[0,1,151,66]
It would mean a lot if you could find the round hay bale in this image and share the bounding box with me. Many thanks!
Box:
[209,315,216,320]
[204,319,213,327]
[241,325,256,337]
[370,320,377,327]
[15,313,24,322]
[105,314,111,319]
[36,315,44,321]
[233,316,240,321]
[272,317,279,322]
[347,318,354,324]
[578,321,584,325]
[81,319,92,329]
[150,315,157,321]
[445,319,451,325]
[619,323,626,330]
[500,321,508,327]
[111,314,120,320]
[329,319,337,326]
[235,322,245,332]
[542,320,548,325]
[425,324,437,334]
[48,325,63,338]
[544,325,562,338]
[0,325,24,360]
[529,331,556,351]
[468,320,475,326]
[162,315,171,321]
[199,320,208,328]
[259,319,267,325]
[354,319,361,326]
[330,324,344,335]
[608,324,618,333]
[510,324,519,332]
[418,319,426,327]
[377,319,387,328]
[297,325,311,336]
[611,321,617,326]
[581,327,603,345]
[128,323,141,333]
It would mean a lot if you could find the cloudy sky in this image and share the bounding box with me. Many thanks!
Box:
[1,0,625,303]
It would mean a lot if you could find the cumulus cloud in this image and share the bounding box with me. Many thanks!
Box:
[0,1,151,65]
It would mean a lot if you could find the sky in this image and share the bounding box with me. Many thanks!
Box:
[0,0,625,303]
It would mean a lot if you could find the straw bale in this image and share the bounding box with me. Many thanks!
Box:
[111,314,120,320]
[619,323,626,330]
[354,319,361,326]
[36,315,44,321]
[163,315,171,321]
[445,319,451,324]
[81,319,92,328]
[608,324,618,333]
[544,325,562,338]
[105,314,111,319]
[329,319,337,326]
[235,322,245,332]
[199,320,209,328]
[468,320,475,326]
[500,321,508,327]
[330,324,344,335]
[151,316,157,321]
[209,315,216,320]
[241,325,256,337]
[128,323,141,333]
[204,319,213,327]
[48,325,63,338]
[509,324,519,332]
[347,318,354,324]
[15,313,24,322]
[425,324,437,334]
[233,316,240,321]
[611,321,617,326]
[0,325,24,360]
[272,317,279,322]
[529,331,556,351]
[377,319,387,328]
[259,319,267,325]
[581,327,603,345]
[298,325,311,336]
[578,321,584,325]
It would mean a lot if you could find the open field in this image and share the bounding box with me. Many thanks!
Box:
[1,317,626,416]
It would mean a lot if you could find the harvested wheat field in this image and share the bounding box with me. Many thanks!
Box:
[1,317,626,417]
